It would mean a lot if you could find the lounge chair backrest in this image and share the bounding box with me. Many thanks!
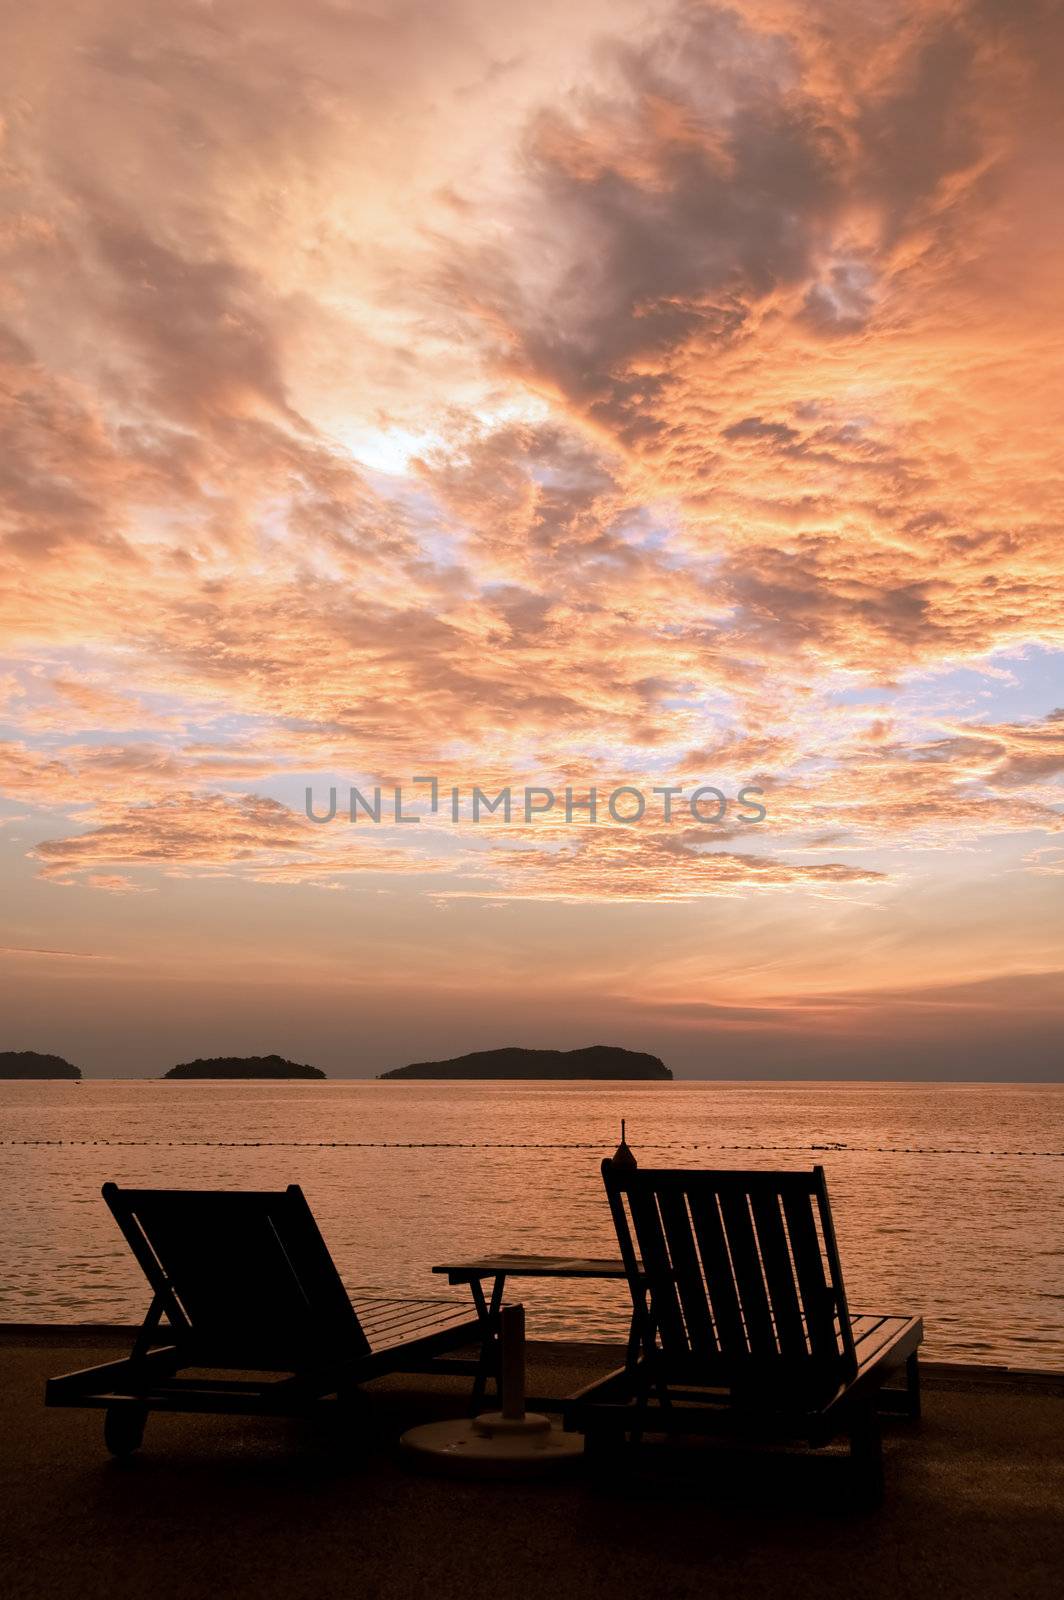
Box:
[103,1182,370,1369]
[601,1162,857,1399]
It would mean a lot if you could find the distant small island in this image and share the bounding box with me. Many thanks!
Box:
[163,1055,326,1080]
[379,1045,672,1081]
[0,1050,81,1080]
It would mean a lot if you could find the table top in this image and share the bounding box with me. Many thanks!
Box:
[432,1253,627,1281]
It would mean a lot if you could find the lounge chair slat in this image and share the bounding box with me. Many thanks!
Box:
[813,1168,858,1373]
[686,1187,747,1358]
[615,1169,820,1196]
[362,1309,468,1343]
[851,1313,888,1344]
[851,1315,909,1370]
[781,1188,839,1362]
[357,1294,472,1316]
[627,1185,688,1352]
[357,1300,475,1346]
[718,1188,777,1357]
[656,1188,719,1357]
[751,1191,809,1358]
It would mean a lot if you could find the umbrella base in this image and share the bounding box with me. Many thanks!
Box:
[400,1413,584,1478]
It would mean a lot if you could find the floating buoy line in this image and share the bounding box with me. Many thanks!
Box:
[0,1138,1060,1157]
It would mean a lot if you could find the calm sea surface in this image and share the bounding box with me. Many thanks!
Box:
[1,1080,1061,1369]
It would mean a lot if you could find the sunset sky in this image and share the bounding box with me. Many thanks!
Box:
[1,0,1062,1078]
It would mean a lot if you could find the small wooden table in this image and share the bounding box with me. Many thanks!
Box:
[432,1253,632,1406]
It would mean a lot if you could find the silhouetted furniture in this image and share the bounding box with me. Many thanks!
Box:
[45,1183,487,1457]
[564,1162,922,1499]
[434,1253,635,1404]
[433,1253,628,1320]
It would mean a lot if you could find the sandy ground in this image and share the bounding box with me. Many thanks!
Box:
[2,1327,1062,1600]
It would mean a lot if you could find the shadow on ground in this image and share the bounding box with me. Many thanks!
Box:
[2,1332,1062,1600]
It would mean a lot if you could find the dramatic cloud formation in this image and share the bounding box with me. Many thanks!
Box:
[1,0,1061,1074]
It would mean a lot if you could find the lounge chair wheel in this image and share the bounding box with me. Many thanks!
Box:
[104,1403,147,1458]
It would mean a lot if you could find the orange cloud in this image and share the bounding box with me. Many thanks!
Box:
[1,1,1061,1069]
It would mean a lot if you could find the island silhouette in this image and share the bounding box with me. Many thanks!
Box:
[163,1055,326,1080]
[0,1050,81,1080]
[378,1044,671,1080]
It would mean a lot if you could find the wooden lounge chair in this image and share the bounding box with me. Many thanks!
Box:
[565,1162,922,1499]
[45,1182,488,1457]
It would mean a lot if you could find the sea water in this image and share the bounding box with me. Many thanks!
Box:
[1,1079,1061,1369]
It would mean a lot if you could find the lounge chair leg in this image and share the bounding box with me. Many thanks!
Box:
[906,1352,921,1421]
[104,1402,147,1459]
[849,1403,884,1506]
